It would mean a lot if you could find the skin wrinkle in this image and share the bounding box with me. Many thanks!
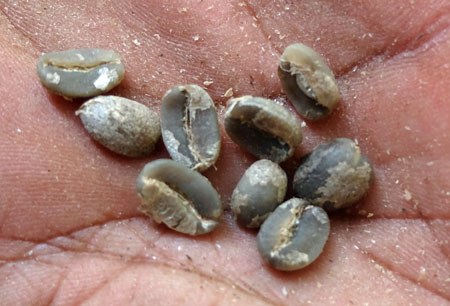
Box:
[75,265,130,304]
[0,1,449,305]
[243,1,450,77]
[3,217,447,303]
[4,242,276,304]
[361,248,449,302]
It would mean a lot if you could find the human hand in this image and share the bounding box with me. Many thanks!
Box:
[1,1,449,305]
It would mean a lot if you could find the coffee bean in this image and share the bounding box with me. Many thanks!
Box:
[293,138,373,211]
[278,43,339,120]
[136,159,222,235]
[37,48,125,99]
[161,85,221,172]
[76,95,160,157]
[224,96,302,163]
[257,198,330,271]
[231,159,287,228]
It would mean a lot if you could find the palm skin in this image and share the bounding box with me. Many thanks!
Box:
[0,0,449,305]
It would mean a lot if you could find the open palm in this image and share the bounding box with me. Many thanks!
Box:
[1,1,449,305]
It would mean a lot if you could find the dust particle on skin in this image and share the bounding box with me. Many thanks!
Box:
[403,189,412,201]
[223,88,234,98]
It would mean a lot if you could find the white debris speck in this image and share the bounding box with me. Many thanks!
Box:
[238,2,246,7]
[354,245,360,250]
[179,7,188,13]
[386,149,391,155]
[367,213,374,218]
[315,37,321,41]
[395,179,399,184]
[375,264,384,272]
[215,243,221,249]
[177,246,182,251]
[132,39,141,46]
[76,53,85,60]
[94,67,117,90]
[354,138,359,145]
[426,161,434,166]
[418,266,427,281]
[403,189,412,201]
[46,72,60,84]
[404,126,411,131]
[16,128,22,133]
[282,287,288,296]
[179,69,186,73]
[301,121,307,128]
[223,88,234,98]
[152,256,157,260]
[203,80,214,86]
[193,35,200,41]
[154,33,161,40]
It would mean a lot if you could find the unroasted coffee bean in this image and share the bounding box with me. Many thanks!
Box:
[293,138,373,211]
[257,198,330,271]
[224,96,302,163]
[161,85,221,172]
[278,43,339,120]
[231,159,287,228]
[76,96,160,157]
[136,159,222,235]
[37,48,125,99]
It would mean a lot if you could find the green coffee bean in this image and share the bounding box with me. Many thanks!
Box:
[136,159,222,235]
[161,85,221,172]
[224,96,302,163]
[76,96,160,157]
[231,159,287,228]
[293,138,373,211]
[37,48,125,99]
[257,198,330,271]
[278,43,339,120]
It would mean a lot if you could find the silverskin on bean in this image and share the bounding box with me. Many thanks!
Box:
[161,85,221,172]
[231,159,287,228]
[224,96,302,163]
[257,198,330,271]
[278,43,339,120]
[76,96,161,157]
[293,138,373,211]
[136,159,222,235]
[37,48,125,99]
